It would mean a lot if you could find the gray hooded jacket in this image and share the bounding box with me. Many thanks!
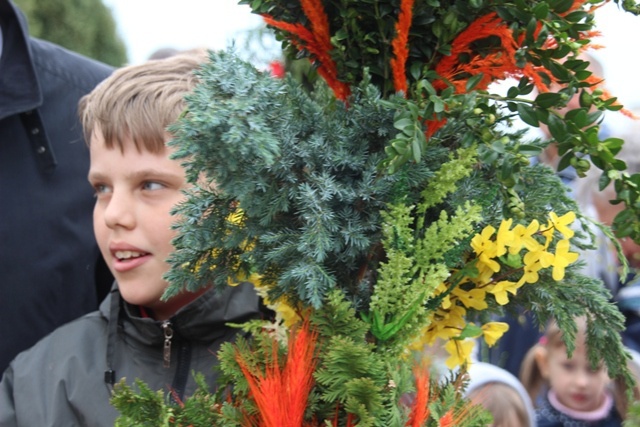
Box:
[0,282,263,426]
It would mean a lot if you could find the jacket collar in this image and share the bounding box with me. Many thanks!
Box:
[99,282,263,346]
[0,1,42,120]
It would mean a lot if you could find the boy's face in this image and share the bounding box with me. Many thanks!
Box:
[88,131,204,320]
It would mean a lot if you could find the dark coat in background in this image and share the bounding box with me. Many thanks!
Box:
[0,0,114,372]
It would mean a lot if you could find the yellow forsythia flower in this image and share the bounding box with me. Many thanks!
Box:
[548,211,576,239]
[481,322,509,346]
[444,339,475,368]
[487,280,520,305]
[550,239,580,280]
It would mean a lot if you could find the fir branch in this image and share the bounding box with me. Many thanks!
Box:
[369,202,415,316]
[314,335,386,403]
[343,378,384,426]
[310,289,370,341]
[416,203,482,271]
[112,379,172,426]
[417,145,478,227]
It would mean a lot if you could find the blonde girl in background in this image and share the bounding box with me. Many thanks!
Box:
[520,316,640,426]
[464,359,535,426]
[467,381,532,427]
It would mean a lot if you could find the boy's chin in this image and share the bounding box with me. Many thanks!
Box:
[118,284,208,320]
[117,284,165,308]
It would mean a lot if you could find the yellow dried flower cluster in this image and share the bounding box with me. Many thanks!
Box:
[417,211,579,368]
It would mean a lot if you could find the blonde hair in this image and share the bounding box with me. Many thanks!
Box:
[519,316,640,419]
[467,382,530,427]
[79,50,207,153]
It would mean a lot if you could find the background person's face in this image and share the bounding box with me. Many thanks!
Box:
[539,339,611,412]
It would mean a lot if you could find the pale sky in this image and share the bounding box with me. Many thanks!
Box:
[102,0,277,66]
[103,0,640,111]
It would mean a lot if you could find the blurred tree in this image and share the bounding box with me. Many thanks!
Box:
[13,0,128,67]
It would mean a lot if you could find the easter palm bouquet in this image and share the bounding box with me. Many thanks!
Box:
[112,0,640,425]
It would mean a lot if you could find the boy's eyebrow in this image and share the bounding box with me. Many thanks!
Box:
[126,169,183,181]
[87,170,106,182]
[88,169,183,182]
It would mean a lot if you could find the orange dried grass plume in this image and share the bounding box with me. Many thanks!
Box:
[236,319,318,427]
[390,0,416,94]
[404,364,479,427]
[405,367,430,427]
[562,0,609,16]
[440,376,479,427]
[438,410,455,427]
[439,406,476,427]
[435,395,477,427]
[262,0,350,101]
[434,12,558,95]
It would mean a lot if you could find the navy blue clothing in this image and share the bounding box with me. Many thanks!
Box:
[485,311,542,377]
[0,1,113,372]
[536,397,622,427]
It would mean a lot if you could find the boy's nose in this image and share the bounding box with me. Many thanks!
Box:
[103,191,136,229]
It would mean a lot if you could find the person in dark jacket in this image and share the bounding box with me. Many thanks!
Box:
[0,51,264,426]
[0,0,114,373]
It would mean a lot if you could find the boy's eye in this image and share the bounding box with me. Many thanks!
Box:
[93,184,111,195]
[142,181,165,191]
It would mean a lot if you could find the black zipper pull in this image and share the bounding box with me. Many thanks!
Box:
[161,320,173,368]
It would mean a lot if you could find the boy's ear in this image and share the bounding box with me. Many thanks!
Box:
[534,345,550,378]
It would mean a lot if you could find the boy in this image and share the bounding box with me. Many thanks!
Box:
[0,52,262,426]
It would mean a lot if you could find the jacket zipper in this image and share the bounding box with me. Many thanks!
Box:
[161,320,174,368]
[162,319,193,402]
[172,341,193,403]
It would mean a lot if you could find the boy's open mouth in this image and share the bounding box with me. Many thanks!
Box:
[115,250,148,261]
